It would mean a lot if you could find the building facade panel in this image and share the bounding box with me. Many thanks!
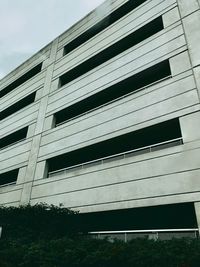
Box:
[32,145,200,196]
[1,0,200,233]
[0,103,39,138]
[57,0,131,50]
[47,40,186,117]
[54,0,177,76]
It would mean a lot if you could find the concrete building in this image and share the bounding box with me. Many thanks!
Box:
[1,0,200,235]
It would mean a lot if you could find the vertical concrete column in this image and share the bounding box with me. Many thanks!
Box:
[19,39,59,204]
[179,111,200,143]
[194,202,200,233]
[178,0,200,232]
[177,0,200,99]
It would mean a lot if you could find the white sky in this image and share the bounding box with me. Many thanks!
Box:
[0,0,105,79]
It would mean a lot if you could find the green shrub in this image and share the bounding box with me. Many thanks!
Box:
[1,237,200,267]
[0,203,79,240]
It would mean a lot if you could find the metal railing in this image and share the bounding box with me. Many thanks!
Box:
[0,138,26,151]
[89,228,199,242]
[0,181,16,188]
[56,75,172,127]
[48,137,183,177]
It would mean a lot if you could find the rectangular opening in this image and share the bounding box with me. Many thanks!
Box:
[0,63,42,98]
[47,118,182,174]
[55,60,171,126]
[0,127,28,150]
[0,91,36,121]
[78,203,197,232]
[0,169,19,186]
[60,16,164,87]
[64,0,148,55]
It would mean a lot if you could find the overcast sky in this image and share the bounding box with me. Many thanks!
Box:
[0,0,105,80]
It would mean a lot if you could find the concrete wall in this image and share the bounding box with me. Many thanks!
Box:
[0,0,200,229]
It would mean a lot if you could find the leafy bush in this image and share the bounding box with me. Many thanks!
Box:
[0,203,80,240]
[1,237,200,267]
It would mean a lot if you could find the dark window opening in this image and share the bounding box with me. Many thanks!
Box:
[47,118,182,173]
[64,0,148,55]
[60,16,164,87]
[0,169,19,186]
[55,60,171,126]
[77,203,197,232]
[0,63,42,98]
[0,92,36,121]
[0,127,28,150]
